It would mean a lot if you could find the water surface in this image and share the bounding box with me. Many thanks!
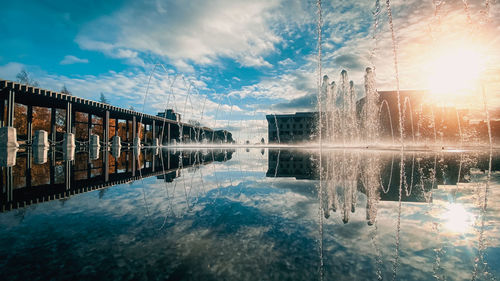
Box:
[0,147,499,280]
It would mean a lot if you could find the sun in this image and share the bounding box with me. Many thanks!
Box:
[441,203,474,234]
[426,44,485,103]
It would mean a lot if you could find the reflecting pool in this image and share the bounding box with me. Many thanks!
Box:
[1,148,499,280]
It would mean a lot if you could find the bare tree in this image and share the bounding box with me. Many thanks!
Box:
[61,85,71,95]
[16,69,39,87]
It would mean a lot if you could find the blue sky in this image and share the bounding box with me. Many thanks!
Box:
[1,0,499,141]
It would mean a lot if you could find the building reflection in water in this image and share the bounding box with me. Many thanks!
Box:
[0,147,499,280]
[266,149,499,224]
[0,148,233,212]
[267,149,498,279]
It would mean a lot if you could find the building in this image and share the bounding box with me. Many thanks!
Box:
[157,109,181,122]
[0,79,228,147]
[265,112,318,143]
[266,90,498,144]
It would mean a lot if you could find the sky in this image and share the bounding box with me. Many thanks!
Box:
[0,0,499,142]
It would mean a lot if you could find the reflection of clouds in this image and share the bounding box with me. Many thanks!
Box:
[1,149,500,280]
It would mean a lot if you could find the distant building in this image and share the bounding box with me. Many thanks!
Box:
[265,112,319,143]
[157,109,181,122]
[266,90,498,144]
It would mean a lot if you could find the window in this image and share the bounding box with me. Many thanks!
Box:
[109,119,116,138]
[75,112,89,141]
[92,115,103,139]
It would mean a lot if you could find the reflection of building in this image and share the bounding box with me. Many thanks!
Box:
[213,130,234,143]
[266,149,500,202]
[0,149,233,212]
[266,150,318,179]
[266,149,500,224]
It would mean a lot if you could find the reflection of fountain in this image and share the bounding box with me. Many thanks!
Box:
[268,148,495,225]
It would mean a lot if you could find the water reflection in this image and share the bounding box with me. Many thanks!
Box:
[268,149,497,212]
[0,148,234,212]
[0,148,498,280]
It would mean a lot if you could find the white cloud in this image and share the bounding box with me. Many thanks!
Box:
[0,62,24,80]
[60,55,89,65]
[278,58,294,66]
[76,0,282,69]
[76,37,145,66]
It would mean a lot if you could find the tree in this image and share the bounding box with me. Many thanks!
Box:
[16,69,39,86]
[61,85,71,95]
[99,92,109,104]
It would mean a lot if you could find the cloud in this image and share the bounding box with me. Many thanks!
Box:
[228,70,315,102]
[76,37,145,66]
[76,0,282,69]
[0,62,24,80]
[273,93,316,112]
[4,0,500,125]
[278,58,294,66]
[60,55,89,65]
[332,54,364,71]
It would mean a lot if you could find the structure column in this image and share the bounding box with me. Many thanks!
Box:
[26,151,32,188]
[88,113,92,141]
[104,110,109,146]
[167,123,171,144]
[142,122,146,144]
[0,98,4,128]
[50,151,55,185]
[167,150,170,170]
[132,116,136,141]
[104,148,109,181]
[132,149,136,177]
[27,105,33,144]
[132,116,141,147]
[65,160,72,190]
[152,150,155,172]
[152,120,156,145]
[66,102,72,133]
[6,89,15,127]
[126,120,129,143]
[5,166,13,203]
[63,102,75,148]
[51,108,56,143]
